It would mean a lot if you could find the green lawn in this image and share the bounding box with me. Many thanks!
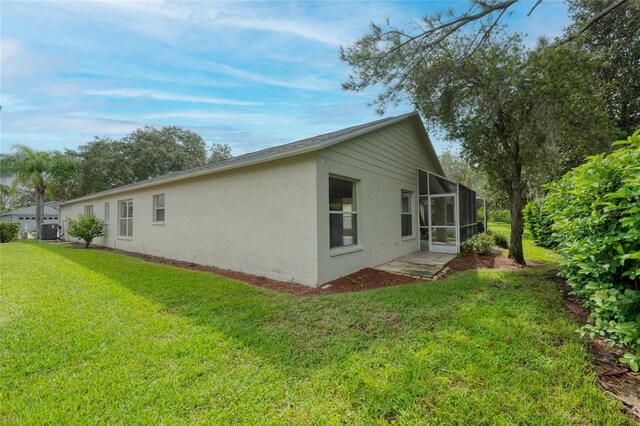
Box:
[488,221,560,265]
[0,241,629,424]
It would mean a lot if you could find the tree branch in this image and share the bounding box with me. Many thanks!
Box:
[563,0,629,42]
[527,0,543,17]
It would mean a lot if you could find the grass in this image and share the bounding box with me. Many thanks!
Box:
[0,241,630,424]
[488,221,559,265]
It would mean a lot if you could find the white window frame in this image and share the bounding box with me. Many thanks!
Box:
[329,176,359,251]
[153,194,165,223]
[401,190,413,237]
[84,205,94,215]
[104,202,110,223]
[118,199,133,237]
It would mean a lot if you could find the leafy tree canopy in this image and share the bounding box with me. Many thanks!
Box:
[209,143,233,163]
[566,0,640,134]
[67,126,232,198]
[342,24,614,263]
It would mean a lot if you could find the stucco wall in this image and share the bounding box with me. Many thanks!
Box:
[60,154,319,286]
[316,119,441,284]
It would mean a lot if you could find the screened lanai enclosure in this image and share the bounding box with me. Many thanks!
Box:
[418,169,487,254]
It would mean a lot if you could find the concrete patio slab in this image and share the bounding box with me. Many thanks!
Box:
[374,251,457,279]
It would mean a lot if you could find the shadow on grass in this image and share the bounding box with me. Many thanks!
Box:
[35,242,559,375]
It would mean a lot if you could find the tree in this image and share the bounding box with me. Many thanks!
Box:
[0,145,76,238]
[209,143,232,163]
[0,183,15,213]
[66,137,127,197]
[342,29,613,263]
[123,126,208,181]
[67,126,211,198]
[566,0,640,135]
[67,213,105,248]
[1,186,36,212]
[440,150,475,188]
[339,0,632,111]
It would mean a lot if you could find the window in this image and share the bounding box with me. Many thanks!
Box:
[153,194,165,222]
[104,202,110,222]
[118,199,133,237]
[329,177,357,248]
[401,191,413,236]
[84,205,94,215]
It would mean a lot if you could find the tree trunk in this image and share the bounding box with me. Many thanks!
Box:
[35,188,44,240]
[508,163,526,265]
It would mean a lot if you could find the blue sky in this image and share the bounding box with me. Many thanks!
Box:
[1,1,571,156]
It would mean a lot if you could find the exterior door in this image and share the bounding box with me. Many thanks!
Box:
[428,193,458,254]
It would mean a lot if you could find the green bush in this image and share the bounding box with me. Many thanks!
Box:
[492,232,509,249]
[461,232,494,255]
[68,214,105,248]
[0,222,21,243]
[488,209,511,223]
[544,129,640,371]
[523,200,556,248]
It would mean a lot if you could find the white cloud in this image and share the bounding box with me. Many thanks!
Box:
[208,62,338,92]
[1,38,64,85]
[142,110,298,126]
[84,88,263,106]
[212,14,346,47]
[0,94,38,112]
[70,1,351,47]
[97,0,190,20]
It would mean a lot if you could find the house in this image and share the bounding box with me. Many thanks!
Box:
[60,113,481,287]
[0,201,60,236]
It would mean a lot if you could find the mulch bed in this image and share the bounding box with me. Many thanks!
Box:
[556,277,640,422]
[445,250,522,273]
[72,243,544,295]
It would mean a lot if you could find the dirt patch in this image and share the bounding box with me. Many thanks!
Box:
[558,279,640,422]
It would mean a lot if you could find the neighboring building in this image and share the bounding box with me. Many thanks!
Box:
[60,113,481,287]
[0,201,60,235]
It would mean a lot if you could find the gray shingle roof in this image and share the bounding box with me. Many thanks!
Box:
[62,112,435,205]
[0,202,60,216]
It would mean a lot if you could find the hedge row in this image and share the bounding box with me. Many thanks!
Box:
[545,130,640,371]
[523,200,556,248]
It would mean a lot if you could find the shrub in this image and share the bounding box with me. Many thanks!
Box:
[0,222,21,243]
[523,200,556,248]
[544,129,640,371]
[492,232,509,249]
[68,214,105,248]
[461,233,494,255]
[488,209,511,223]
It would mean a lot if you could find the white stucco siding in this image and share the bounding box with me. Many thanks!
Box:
[60,154,319,286]
[316,119,439,284]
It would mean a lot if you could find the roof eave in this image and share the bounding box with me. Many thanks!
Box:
[61,112,421,206]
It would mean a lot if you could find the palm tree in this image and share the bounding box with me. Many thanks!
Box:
[0,145,75,238]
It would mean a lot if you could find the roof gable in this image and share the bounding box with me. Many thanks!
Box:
[1,202,60,216]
